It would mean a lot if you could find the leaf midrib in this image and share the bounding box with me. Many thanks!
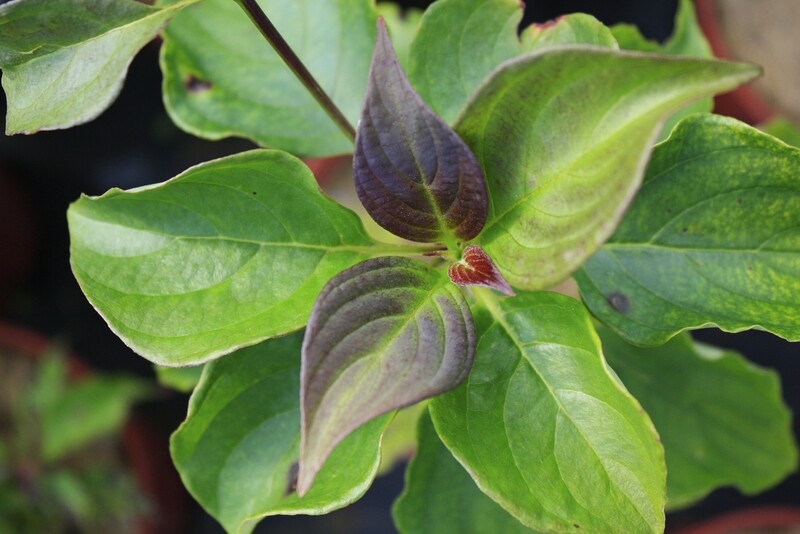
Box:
[72,210,382,255]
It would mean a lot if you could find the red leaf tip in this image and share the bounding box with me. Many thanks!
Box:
[448,245,515,296]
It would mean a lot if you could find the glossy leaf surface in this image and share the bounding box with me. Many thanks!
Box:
[160,0,376,156]
[300,256,475,495]
[408,0,616,123]
[68,150,375,366]
[393,411,535,534]
[0,0,194,134]
[576,114,800,345]
[354,20,487,243]
[457,48,758,289]
[430,292,665,533]
[600,327,798,510]
[171,334,389,534]
[448,245,514,296]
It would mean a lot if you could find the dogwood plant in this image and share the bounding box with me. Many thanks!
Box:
[2,0,797,532]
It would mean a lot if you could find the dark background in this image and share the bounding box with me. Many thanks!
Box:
[0,0,797,532]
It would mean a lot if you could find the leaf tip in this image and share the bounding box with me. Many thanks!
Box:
[374,15,391,50]
[296,418,325,497]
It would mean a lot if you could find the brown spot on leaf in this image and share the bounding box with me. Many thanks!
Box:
[606,292,629,314]
[185,74,212,93]
[285,461,299,496]
[682,227,688,233]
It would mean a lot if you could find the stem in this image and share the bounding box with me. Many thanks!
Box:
[233,0,357,142]
[370,242,446,256]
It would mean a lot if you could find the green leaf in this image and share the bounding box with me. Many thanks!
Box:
[522,13,618,51]
[0,0,195,134]
[375,3,422,71]
[154,364,203,393]
[354,20,488,243]
[612,0,714,140]
[610,25,661,53]
[576,114,800,345]
[430,291,666,533]
[68,150,377,366]
[171,333,390,534]
[600,328,798,509]
[160,0,376,157]
[663,0,714,58]
[299,256,475,495]
[41,374,150,462]
[393,410,535,534]
[408,0,616,124]
[458,48,759,290]
[408,0,523,124]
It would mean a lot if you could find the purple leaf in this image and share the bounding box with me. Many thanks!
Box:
[354,19,488,243]
[298,256,475,495]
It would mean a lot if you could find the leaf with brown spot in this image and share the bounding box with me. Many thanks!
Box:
[577,114,800,345]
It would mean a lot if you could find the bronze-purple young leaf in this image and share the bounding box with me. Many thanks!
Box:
[449,245,515,296]
[298,256,475,495]
[353,19,488,243]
